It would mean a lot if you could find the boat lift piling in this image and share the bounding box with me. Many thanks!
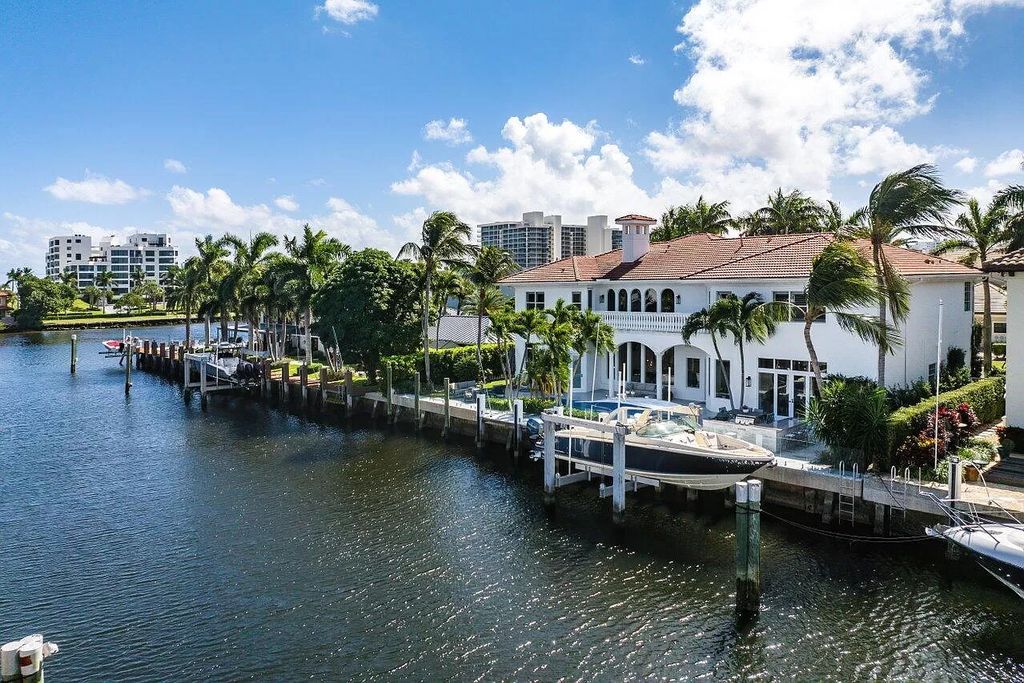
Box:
[442,378,451,438]
[70,334,78,374]
[124,343,132,394]
[735,480,763,614]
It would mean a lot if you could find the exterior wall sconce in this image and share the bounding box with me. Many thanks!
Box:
[675,294,681,304]
[599,295,605,303]
[745,376,752,388]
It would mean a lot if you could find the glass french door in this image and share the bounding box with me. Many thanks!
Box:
[793,376,808,418]
[758,373,775,415]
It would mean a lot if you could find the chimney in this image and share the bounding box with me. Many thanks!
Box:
[586,215,609,254]
[616,214,657,263]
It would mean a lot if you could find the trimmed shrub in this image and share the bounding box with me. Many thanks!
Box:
[887,376,1005,464]
[382,344,505,385]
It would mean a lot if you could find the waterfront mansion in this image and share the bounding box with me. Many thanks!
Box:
[500,214,981,420]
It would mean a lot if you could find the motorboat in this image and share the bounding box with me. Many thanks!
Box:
[188,343,262,384]
[544,405,775,490]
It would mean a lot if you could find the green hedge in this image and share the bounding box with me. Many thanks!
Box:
[887,376,1005,461]
[382,344,505,384]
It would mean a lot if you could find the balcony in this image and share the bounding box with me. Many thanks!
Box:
[596,311,688,333]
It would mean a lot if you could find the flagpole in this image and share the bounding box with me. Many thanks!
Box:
[935,299,943,470]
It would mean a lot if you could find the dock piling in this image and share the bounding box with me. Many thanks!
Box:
[70,334,78,374]
[386,363,394,422]
[280,362,290,406]
[543,416,556,504]
[612,425,627,524]
[414,372,421,429]
[299,364,309,410]
[735,479,762,614]
[442,378,451,437]
[124,344,132,394]
[476,393,486,447]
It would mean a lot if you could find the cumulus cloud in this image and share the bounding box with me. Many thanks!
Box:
[955,156,978,173]
[274,195,299,211]
[424,118,473,145]
[0,213,116,277]
[843,126,936,175]
[628,54,646,65]
[318,0,378,25]
[164,158,187,174]
[984,149,1024,177]
[44,172,148,204]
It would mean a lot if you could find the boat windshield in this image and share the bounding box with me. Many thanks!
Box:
[635,416,697,439]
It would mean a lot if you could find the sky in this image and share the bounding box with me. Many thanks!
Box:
[1,0,1023,277]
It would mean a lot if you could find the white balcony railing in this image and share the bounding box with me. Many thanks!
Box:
[596,311,688,333]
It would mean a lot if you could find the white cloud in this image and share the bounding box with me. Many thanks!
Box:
[955,156,978,173]
[163,158,187,174]
[628,54,646,66]
[274,195,299,211]
[44,172,148,205]
[167,186,277,228]
[643,0,1023,204]
[318,0,378,25]
[0,213,118,277]
[407,150,423,172]
[424,118,474,145]
[984,148,1024,177]
[307,178,327,187]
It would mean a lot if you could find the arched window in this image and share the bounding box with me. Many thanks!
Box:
[630,289,641,312]
[645,288,657,312]
[661,288,675,313]
[618,289,628,311]
[607,288,616,311]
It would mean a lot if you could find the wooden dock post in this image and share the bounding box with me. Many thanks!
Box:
[612,424,627,525]
[442,378,451,437]
[159,343,167,375]
[124,343,133,394]
[385,363,393,422]
[735,479,762,614]
[476,393,486,447]
[319,371,327,414]
[344,369,353,412]
[414,372,421,429]
[70,333,78,374]
[280,362,290,406]
[543,417,556,505]
[512,399,523,460]
[199,359,208,410]
[299,365,309,410]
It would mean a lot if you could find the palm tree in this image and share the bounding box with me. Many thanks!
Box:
[463,285,512,380]
[575,310,616,401]
[530,318,574,401]
[60,270,78,290]
[95,270,115,308]
[430,269,462,347]
[224,232,280,351]
[993,185,1024,250]
[283,224,349,364]
[465,247,518,375]
[653,197,733,241]
[785,242,895,394]
[514,308,548,392]
[682,299,737,409]
[722,292,785,408]
[845,164,961,386]
[194,235,231,346]
[398,211,477,386]
[164,258,205,349]
[130,267,145,290]
[933,198,1009,376]
[740,189,824,236]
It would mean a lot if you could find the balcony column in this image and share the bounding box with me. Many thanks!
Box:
[655,351,663,400]
[625,342,632,387]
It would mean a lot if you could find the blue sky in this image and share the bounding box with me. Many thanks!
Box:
[2,0,1023,276]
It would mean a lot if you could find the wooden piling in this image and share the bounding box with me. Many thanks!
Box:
[475,393,486,447]
[612,424,627,525]
[319,372,327,414]
[344,370,353,412]
[124,344,132,394]
[70,333,78,374]
[280,362,290,405]
[414,372,421,429]
[735,480,762,614]
[159,343,167,375]
[442,378,451,437]
[543,417,556,505]
[299,365,309,410]
[385,363,393,422]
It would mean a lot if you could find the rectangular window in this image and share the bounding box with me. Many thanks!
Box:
[525,291,545,310]
[716,291,734,301]
[793,360,809,372]
[964,282,972,311]
[571,291,582,310]
[928,362,938,386]
[758,357,773,369]
[686,358,700,388]
[775,359,792,370]
[995,322,1007,334]
[715,360,731,399]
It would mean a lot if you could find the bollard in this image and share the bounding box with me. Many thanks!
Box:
[414,372,421,429]
[476,393,486,447]
[612,424,627,525]
[70,333,78,374]
[2,635,57,683]
[442,378,451,437]
[124,344,133,394]
[948,456,963,510]
[735,479,762,613]
[543,417,556,505]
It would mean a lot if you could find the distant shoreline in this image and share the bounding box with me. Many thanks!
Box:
[0,315,196,334]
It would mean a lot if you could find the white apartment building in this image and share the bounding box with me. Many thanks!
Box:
[46,233,179,294]
[479,211,623,270]
[501,214,981,420]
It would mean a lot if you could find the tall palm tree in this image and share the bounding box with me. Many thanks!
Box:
[59,270,78,290]
[994,185,1024,250]
[95,270,115,308]
[224,232,280,351]
[465,247,517,374]
[933,197,1009,376]
[653,197,733,241]
[284,224,349,363]
[785,242,895,394]
[164,258,205,349]
[430,268,467,346]
[845,164,961,386]
[462,285,511,380]
[740,189,824,236]
[514,308,548,391]
[398,211,477,386]
[130,267,146,291]
[682,299,737,409]
[820,200,863,233]
[722,292,785,408]
[574,310,616,401]
[194,235,231,346]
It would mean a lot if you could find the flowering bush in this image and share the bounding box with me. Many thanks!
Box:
[895,403,978,469]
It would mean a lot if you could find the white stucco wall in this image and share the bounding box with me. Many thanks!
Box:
[1006,276,1024,427]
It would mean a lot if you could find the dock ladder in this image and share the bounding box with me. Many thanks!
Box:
[888,466,910,523]
[838,462,858,525]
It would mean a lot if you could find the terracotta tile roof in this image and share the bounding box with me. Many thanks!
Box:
[985,249,1024,273]
[615,214,657,223]
[499,233,980,284]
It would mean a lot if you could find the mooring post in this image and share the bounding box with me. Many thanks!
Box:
[512,399,522,458]
[124,343,133,394]
[476,393,486,447]
[948,455,962,510]
[442,377,451,437]
[345,369,353,411]
[299,364,309,410]
[386,363,394,422]
[159,343,167,374]
[612,424,627,525]
[319,371,327,414]
[280,362,290,405]
[199,361,208,411]
[744,479,762,613]
[70,333,78,374]
[543,416,556,505]
[414,372,422,429]
[735,481,750,610]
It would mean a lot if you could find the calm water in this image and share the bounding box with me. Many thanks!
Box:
[2,326,1024,681]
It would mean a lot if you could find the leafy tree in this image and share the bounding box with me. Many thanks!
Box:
[163,259,205,348]
[933,197,1009,376]
[398,211,477,386]
[136,280,165,311]
[312,248,420,381]
[130,267,146,290]
[284,224,349,363]
[223,231,280,350]
[575,309,616,402]
[653,197,733,241]
[60,270,79,290]
[844,164,961,386]
[117,291,146,314]
[12,274,75,330]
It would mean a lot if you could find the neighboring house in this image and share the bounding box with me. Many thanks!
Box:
[974,282,1007,345]
[985,252,1024,427]
[0,289,12,317]
[45,232,179,294]
[479,211,622,270]
[428,315,492,349]
[501,215,980,419]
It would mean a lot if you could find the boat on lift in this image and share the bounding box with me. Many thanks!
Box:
[543,404,774,490]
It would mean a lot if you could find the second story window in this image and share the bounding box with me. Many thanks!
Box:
[526,291,545,310]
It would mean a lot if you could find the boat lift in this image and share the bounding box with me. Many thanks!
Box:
[183,351,239,408]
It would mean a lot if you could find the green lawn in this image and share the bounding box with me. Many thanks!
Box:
[41,312,189,327]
